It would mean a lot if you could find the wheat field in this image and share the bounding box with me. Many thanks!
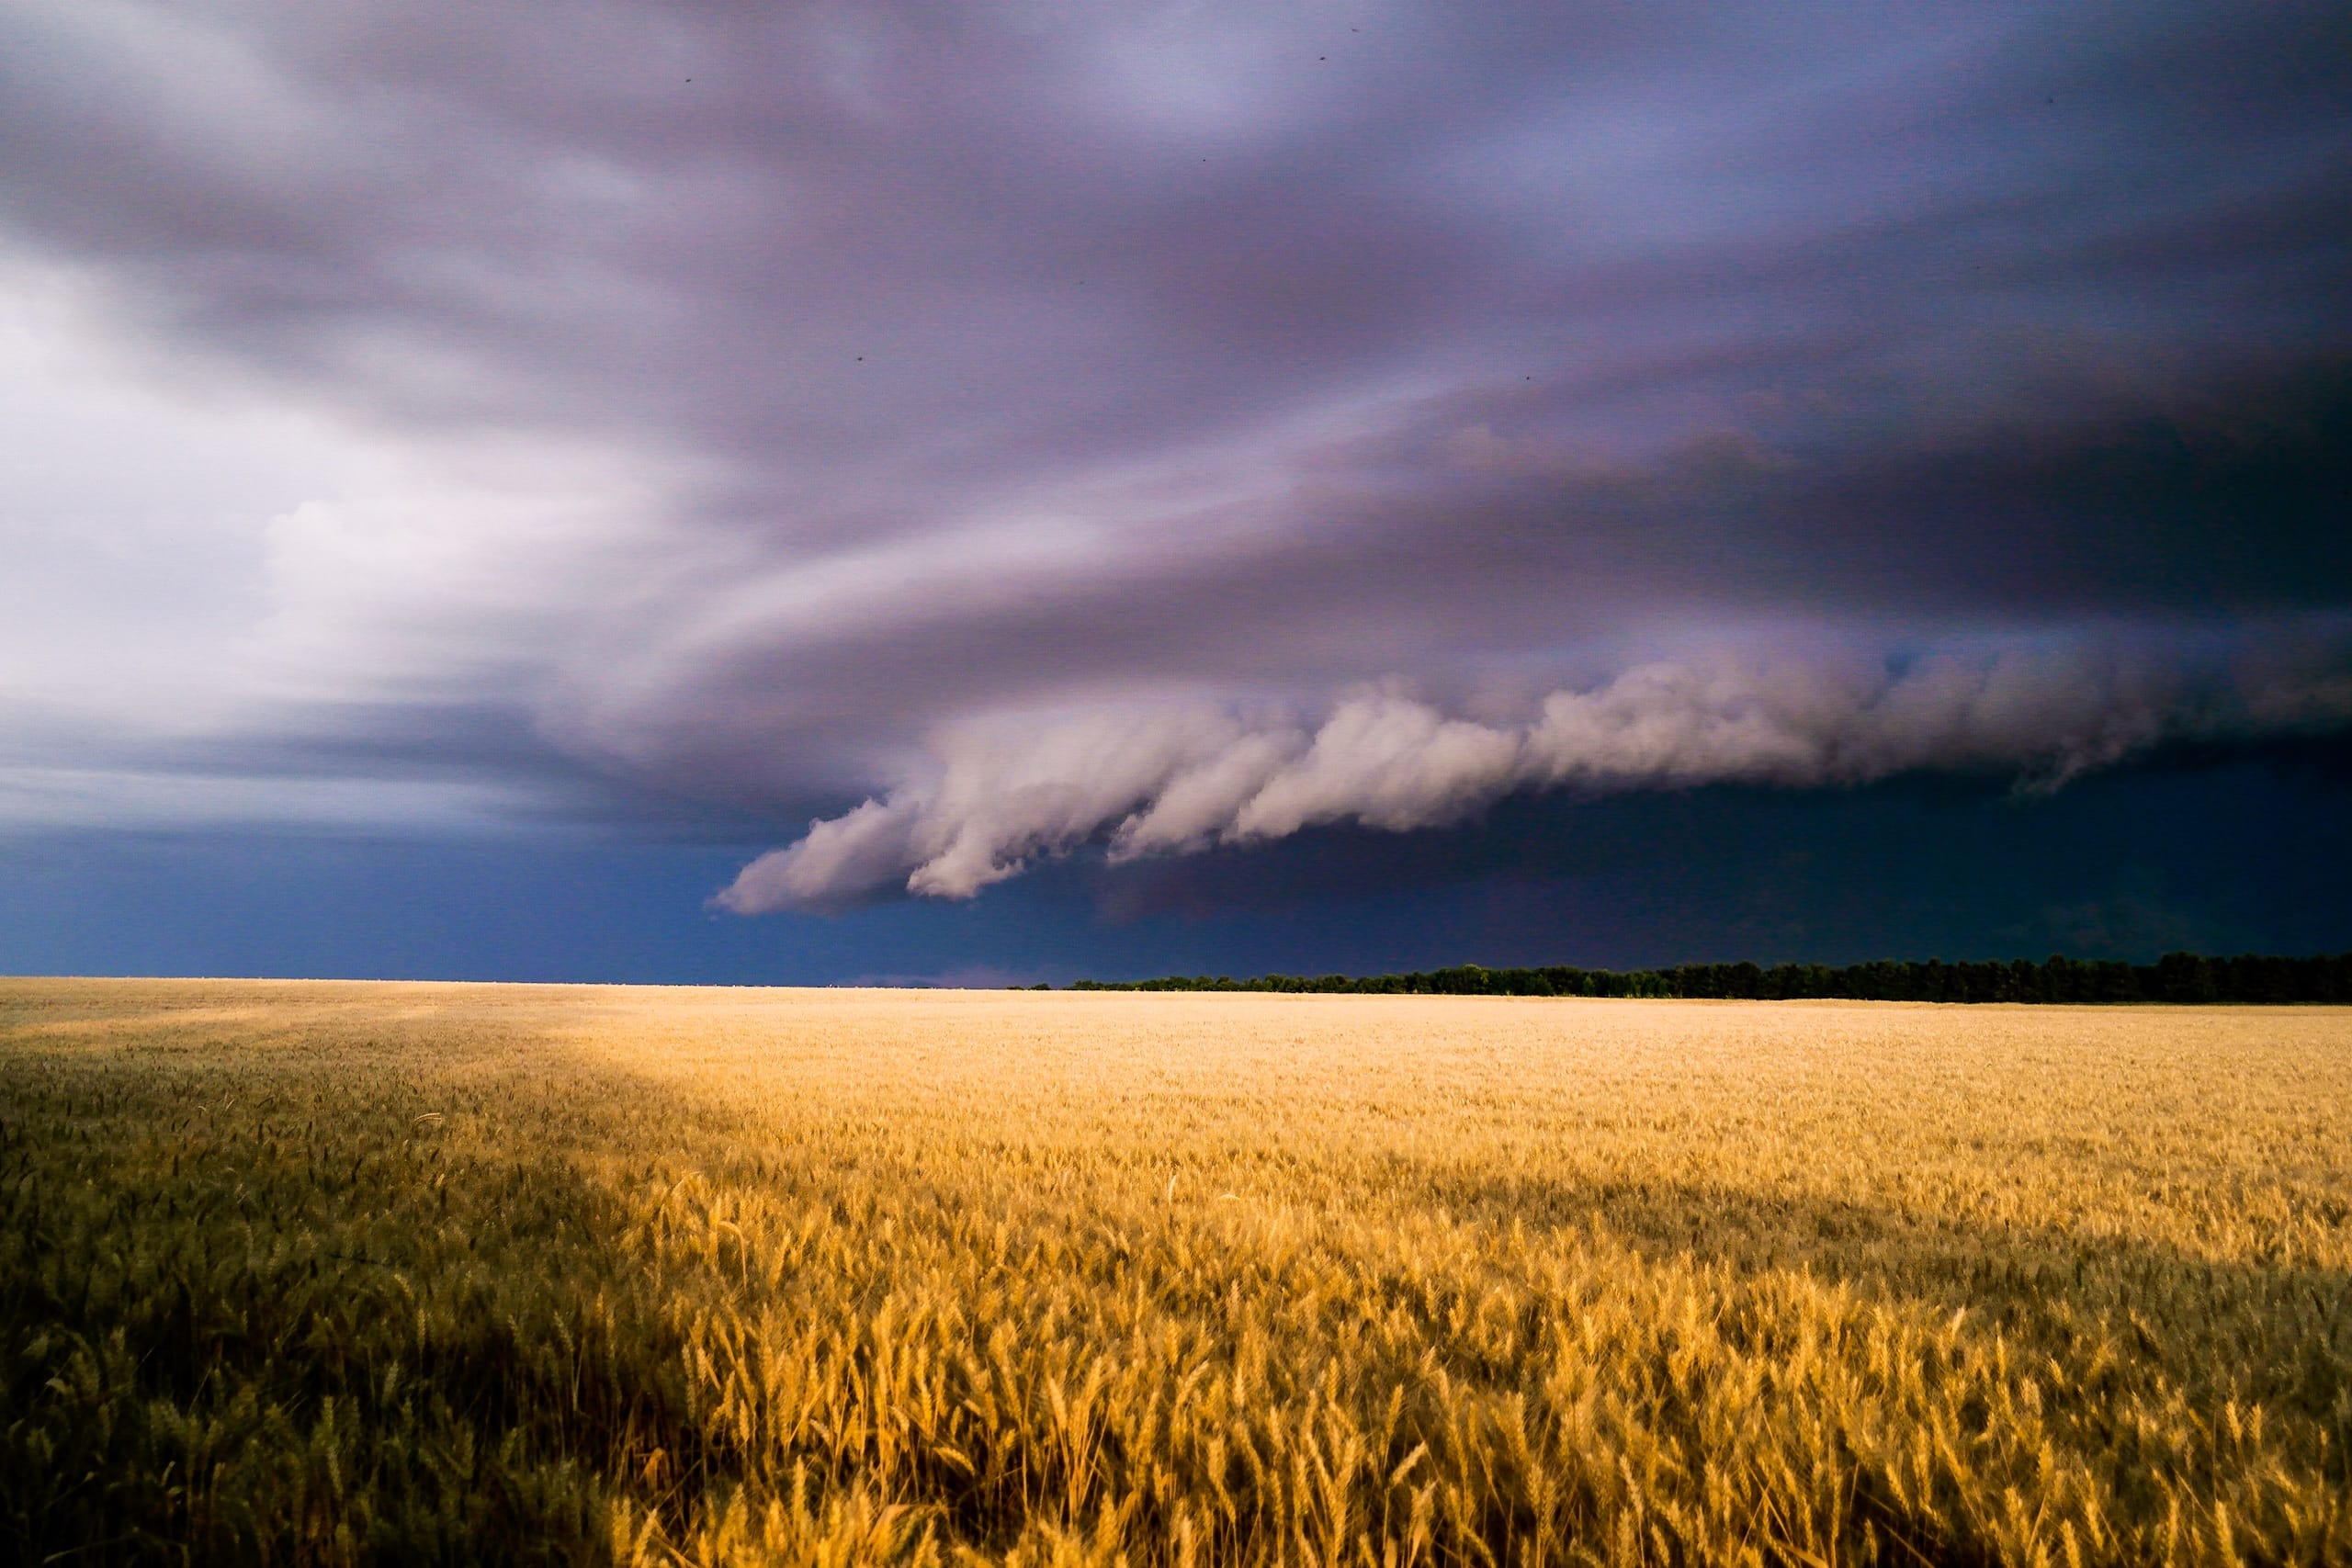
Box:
[2,979,2347,1566]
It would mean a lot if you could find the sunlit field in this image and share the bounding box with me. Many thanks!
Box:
[3,979,2347,1566]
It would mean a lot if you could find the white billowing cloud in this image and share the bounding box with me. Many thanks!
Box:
[1231,692,1523,839]
[1518,644,2179,792]
[1113,730,1305,857]
[717,633,2352,911]
[716,705,1273,910]
[716,798,922,915]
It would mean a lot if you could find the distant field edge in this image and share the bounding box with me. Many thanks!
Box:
[1057,950,2352,1004]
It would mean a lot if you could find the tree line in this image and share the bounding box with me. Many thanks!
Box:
[1049,951,2352,1003]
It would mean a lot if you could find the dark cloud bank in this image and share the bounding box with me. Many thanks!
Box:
[0,0,2346,965]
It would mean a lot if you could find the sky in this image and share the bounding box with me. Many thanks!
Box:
[0,0,2346,983]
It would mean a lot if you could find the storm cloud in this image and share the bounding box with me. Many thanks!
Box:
[0,1,2346,915]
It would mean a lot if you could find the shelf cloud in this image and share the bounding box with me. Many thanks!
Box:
[718,628,2352,909]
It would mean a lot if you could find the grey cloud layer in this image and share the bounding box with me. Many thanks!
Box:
[0,2,2345,883]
